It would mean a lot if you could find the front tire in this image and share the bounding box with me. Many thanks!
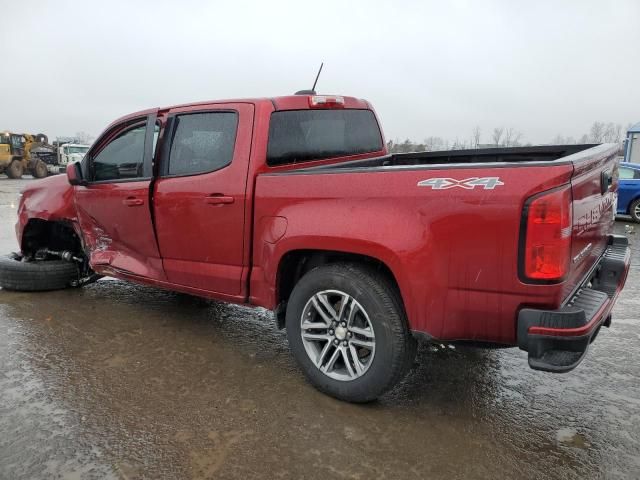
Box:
[6,159,24,179]
[286,263,416,403]
[630,199,640,223]
[0,254,79,291]
[31,160,48,179]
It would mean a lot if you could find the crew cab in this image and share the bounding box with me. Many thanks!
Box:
[3,93,631,402]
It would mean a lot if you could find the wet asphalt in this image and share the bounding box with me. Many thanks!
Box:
[0,177,638,480]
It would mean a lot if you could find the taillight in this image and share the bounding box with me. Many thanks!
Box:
[309,95,345,108]
[521,186,572,282]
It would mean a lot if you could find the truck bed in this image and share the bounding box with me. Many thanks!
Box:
[298,144,599,171]
[255,143,620,344]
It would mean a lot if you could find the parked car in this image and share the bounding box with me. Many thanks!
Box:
[0,93,631,402]
[617,162,640,222]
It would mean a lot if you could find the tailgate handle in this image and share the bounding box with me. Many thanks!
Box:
[205,194,234,205]
[601,170,613,194]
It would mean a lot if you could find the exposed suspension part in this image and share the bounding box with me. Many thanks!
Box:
[34,248,83,263]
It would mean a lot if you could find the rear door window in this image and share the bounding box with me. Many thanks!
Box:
[266,109,383,166]
[167,112,238,176]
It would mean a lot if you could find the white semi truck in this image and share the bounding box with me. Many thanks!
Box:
[54,142,90,173]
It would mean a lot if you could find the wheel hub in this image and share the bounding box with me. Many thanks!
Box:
[334,325,347,340]
[299,289,376,382]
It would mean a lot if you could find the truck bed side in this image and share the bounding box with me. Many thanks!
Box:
[249,144,620,344]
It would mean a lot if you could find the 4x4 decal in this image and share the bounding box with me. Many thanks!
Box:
[417,177,504,190]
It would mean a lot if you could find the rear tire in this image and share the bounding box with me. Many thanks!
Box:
[31,160,48,179]
[6,159,23,179]
[0,254,79,291]
[630,199,640,223]
[285,263,416,403]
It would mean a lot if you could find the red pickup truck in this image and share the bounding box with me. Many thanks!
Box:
[2,93,631,402]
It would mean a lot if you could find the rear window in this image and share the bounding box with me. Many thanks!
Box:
[266,109,383,166]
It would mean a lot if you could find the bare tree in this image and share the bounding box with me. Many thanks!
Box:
[503,128,522,147]
[589,122,605,143]
[400,139,413,153]
[386,119,628,154]
[452,138,470,150]
[601,122,623,143]
[603,122,615,143]
[492,127,504,146]
[75,131,94,144]
[471,126,481,149]
[614,124,622,144]
[424,136,444,152]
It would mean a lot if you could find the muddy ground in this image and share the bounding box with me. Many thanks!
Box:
[0,177,639,479]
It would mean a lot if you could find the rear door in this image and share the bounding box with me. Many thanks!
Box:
[75,113,164,279]
[153,103,253,298]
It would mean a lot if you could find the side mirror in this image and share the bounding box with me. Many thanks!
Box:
[66,162,86,186]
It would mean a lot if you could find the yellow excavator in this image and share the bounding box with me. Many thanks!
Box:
[0,132,54,179]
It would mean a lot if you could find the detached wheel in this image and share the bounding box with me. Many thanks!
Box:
[286,263,416,403]
[31,160,48,179]
[0,254,79,291]
[630,199,640,223]
[6,160,24,179]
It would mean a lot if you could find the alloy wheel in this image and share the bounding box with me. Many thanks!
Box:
[300,289,376,381]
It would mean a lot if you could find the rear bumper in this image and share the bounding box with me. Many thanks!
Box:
[517,234,631,373]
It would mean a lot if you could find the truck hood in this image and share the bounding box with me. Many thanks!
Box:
[67,153,86,162]
[17,174,77,232]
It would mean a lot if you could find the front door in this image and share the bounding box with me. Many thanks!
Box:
[75,114,164,279]
[153,103,254,297]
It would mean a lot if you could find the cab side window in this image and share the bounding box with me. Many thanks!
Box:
[92,124,146,181]
[167,112,238,176]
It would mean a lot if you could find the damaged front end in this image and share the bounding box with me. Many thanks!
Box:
[15,175,101,286]
[19,219,101,287]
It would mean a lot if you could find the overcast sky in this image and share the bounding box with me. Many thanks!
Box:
[2,0,639,145]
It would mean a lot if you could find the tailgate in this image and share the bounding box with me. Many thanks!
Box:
[567,144,620,293]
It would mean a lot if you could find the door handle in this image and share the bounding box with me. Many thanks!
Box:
[205,194,234,205]
[123,197,144,207]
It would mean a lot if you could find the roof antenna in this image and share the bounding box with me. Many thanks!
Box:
[295,62,323,95]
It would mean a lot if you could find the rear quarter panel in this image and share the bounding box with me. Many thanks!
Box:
[251,163,574,344]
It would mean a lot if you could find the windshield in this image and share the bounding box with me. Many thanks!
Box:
[66,146,89,155]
